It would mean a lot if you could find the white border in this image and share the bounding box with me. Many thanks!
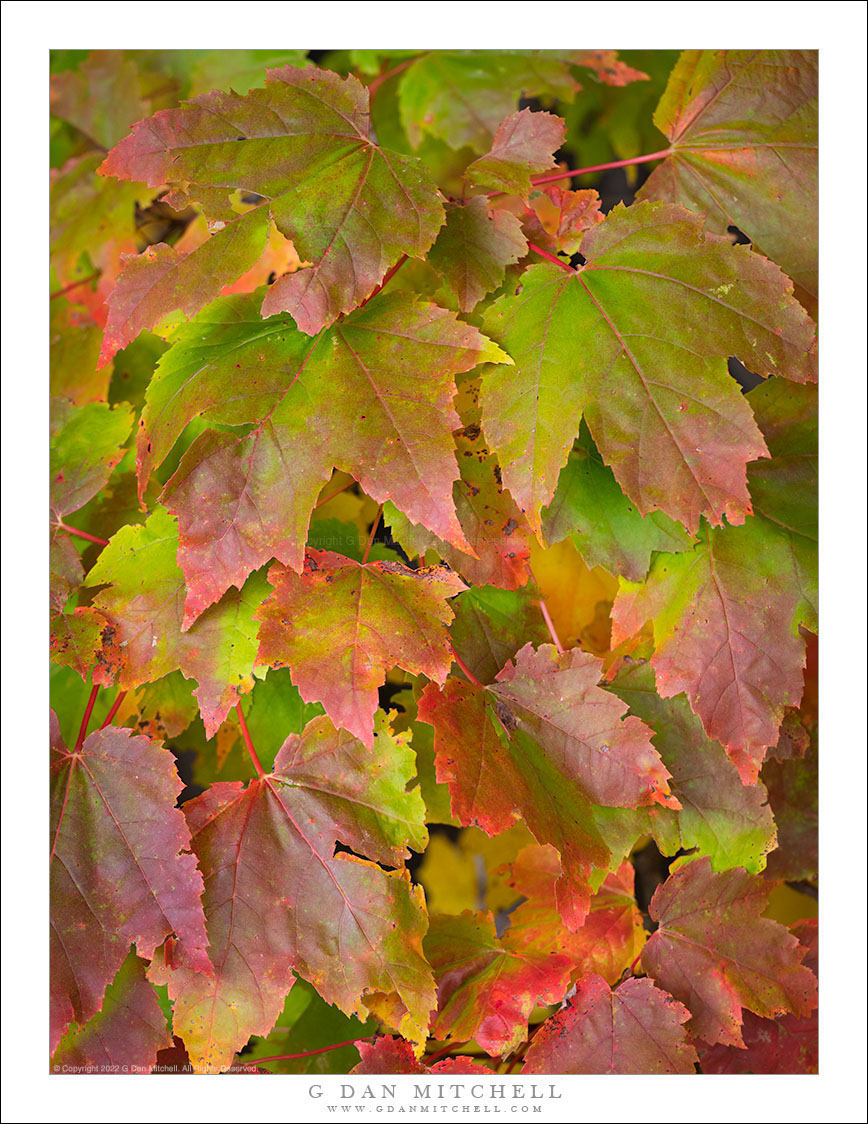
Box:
[3,2,866,1120]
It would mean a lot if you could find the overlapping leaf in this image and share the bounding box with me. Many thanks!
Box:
[522,975,698,1074]
[700,920,818,1073]
[385,422,533,590]
[639,50,818,307]
[255,550,465,747]
[608,659,777,871]
[352,1036,490,1075]
[149,712,433,1073]
[612,516,812,783]
[480,200,816,536]
[398,50,644,152]
[507,848,646,986]
[543,423,694,581]
[418,643,677,928]
[138,290,506,625]
[641,857,818,1046]
[86,508,266,735]
[52,951,173,1073]
[427,197,527,312]
[99,65,446,354]
[522,186,603,255]
[424,910,573,1056]
[448,584,551,686]
[465,108,566,198]
[50,716,210,1053]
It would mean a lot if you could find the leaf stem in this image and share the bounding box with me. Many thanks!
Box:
[361,506,383,565]
[526,243,575,273]
[357,254,409,310]
[235,703,265,779]
[424,1041,467,1065]
[314,478,356,509]
[526,148,673,189]
[629,950,644,975]
[100,690,127,729]
[56,521,110,547]
[367,57,419,102]
[450,642,484,688]
[537,600,564,653]
[75,683,100,751]
[49,271,101,301]
[238,1036,373,1068]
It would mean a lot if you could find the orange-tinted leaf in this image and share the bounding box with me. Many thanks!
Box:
[466,109,566,198]
[385,422,532,590]
[522,186,603,256]
[424,910,573,1056]
[508,847,646,986]
[256,551,465,747]
[98,209,270,366]
[352,1036,490,1074]
[641,857,818,1047]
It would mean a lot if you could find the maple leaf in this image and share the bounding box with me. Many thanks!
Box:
[50,398,132,524]
[427,196,527,313]
[385,422,533,591]
[507,847,646,986]
[449,584,551,687]
[87,507,266,735]
[52,950,173,1073]
[138,289,507,625]
[424,910,573,1057]
[522,975,699,1074]
[611,515,812,783]
[700,920,818,1074]
[608,659,777,872]
[480,200,816,536]
[641,856,818,1047]
[50,715,210,1053]
[418,643,677,929]
[639,50,818,309]
[465,108,566,198]
[522,186,603,256]
[149,712,433,1073]
[352,1036,490,1075]
[542,423,694,581]
[255,550,466,747]
[99,65,445,352]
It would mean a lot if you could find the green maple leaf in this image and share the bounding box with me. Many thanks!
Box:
[479,199,816,537]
